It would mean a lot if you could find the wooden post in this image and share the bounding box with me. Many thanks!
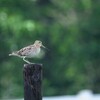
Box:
[23,63,42,100]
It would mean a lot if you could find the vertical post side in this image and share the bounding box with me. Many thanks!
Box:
[23,64,42,100]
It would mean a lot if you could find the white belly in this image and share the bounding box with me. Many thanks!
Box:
[27,48,40,58]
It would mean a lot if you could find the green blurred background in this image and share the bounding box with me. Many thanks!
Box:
[0,0,100,99]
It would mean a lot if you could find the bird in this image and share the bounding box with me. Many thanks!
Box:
[9,40,47,64]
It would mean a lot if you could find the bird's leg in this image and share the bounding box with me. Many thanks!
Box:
[23,57,31,64]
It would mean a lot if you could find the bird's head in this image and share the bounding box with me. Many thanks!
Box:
[34,40,46,48]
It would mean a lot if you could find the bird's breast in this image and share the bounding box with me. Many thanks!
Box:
[27,47,40,58]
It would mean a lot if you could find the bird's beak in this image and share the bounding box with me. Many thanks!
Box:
[42,45,46,48]
[42,45,49,50]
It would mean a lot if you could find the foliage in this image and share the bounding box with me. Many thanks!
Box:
[0,0,100,98]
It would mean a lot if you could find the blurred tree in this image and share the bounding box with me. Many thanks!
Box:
[0,0,100,98]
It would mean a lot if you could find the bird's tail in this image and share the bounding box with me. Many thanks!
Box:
[9,51,18,56]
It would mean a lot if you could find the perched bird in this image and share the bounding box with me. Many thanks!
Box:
[9,40,47,64]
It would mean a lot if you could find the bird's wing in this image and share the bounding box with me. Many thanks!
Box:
[17,45,34,56]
